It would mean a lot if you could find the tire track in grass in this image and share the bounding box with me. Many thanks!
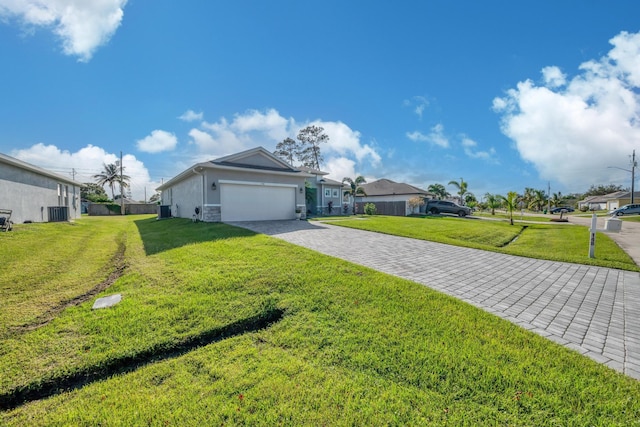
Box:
[0,307,284,411]
[8,234,127,336]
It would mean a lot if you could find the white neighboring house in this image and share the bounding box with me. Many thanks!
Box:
[0,152,81,224]
[157,147,311,222]
[357,179,432,216]
[578,191,640,211]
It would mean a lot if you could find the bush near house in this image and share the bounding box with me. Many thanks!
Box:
[364,203,377,215]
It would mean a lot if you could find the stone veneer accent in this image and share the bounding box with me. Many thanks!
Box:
[203,205,221,222]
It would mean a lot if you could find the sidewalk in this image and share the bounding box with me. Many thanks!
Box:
[233,220,640,380]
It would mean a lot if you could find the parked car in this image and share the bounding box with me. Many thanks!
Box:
[550,206,575,214]
[609,204,640,216]
[426,200,472,217]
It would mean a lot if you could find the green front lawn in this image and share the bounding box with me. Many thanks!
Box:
[324,215,639,271]
[1,217,639,425]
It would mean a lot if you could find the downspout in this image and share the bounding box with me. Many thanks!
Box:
[192,167,205,221]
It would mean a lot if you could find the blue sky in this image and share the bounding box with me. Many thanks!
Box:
[1,1,639,201]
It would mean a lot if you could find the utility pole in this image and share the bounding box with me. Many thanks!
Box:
[547,181,551,213]
[120,151,124,215]
[631,150,636,204]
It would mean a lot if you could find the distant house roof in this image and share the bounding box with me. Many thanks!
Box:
[360,179,432,197]
[579,191,640,204]
[0,151,77,186]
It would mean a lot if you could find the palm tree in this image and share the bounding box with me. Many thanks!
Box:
[427,183,449,200]
[342,176,367,215]
[484,193,501,215]
[530,189,547,212]
[499,191,519,225]
[551,192,562,208]
[448,177,469,205]
[93,163,131,201]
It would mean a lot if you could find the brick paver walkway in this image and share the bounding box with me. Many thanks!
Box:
[232,220,640,380]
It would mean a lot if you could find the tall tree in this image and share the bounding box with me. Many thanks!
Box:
[273,137,299,165]
[550,192,563,208]
[343,176,367,215]
[93,163,130,201]
[499,191,519,225]
[297,125,329,169]
[582,184,625,197]
[522,187,535,210]
[529,189,548,212]
[81,182,110,202]
[427,183,449,200]
[448,178,469,205]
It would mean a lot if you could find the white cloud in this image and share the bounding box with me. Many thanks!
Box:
[404,96,429,119]
[136,130,178,153]
[10,143,159,201]
[461,137,498,163]
[178,110,203,122]
[187,109,382,173]
[307,120,381,167]
[541,66,566,88]
[0,0,128,62]
[494,30,640,190]
[324,157,356,182]
[406,123,449,148]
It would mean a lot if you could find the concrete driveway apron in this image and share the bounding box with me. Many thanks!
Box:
[231,220,640,380]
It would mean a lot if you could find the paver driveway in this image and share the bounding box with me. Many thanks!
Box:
[232,219,640,380]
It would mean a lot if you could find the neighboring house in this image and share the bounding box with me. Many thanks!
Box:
[357,179,433,216]
[0,152,81,224]
[157,147,311,222]
[578,191,640,211]
[298,166,350,215]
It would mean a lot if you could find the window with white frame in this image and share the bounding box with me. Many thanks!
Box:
[324,188,331,197]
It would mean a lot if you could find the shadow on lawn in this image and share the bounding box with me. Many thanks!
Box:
[134,217,257,256]
[0,307,284,411]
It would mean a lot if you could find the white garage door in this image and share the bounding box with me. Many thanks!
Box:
[220,183,295,221]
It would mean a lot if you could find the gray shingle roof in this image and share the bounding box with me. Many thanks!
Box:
[360,179,431,196]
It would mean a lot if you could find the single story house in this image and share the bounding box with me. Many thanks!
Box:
[156,147,311,222]
[578,191,640,211]
[0,151,81,223]
[298,166,350,215]
[357,179,433,216]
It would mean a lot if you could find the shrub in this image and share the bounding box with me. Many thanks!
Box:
[364,203,377,215]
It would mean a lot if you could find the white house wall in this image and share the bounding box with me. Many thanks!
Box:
[163,173,203,220]
[160,167,306,222]
[0,162,80,223]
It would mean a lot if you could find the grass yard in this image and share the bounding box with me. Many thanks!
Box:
[324,215,639,271]
[473,211,562,222]
[1,216,639,425]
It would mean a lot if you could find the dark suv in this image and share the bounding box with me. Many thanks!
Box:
[426,200,472,217]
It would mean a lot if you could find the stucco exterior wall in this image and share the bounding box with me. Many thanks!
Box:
[160,167,307,222]
[0,161,80,224]
[162,173,203,220]
[205,169,306,207]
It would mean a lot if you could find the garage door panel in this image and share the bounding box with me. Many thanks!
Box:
[221,183,295,221]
